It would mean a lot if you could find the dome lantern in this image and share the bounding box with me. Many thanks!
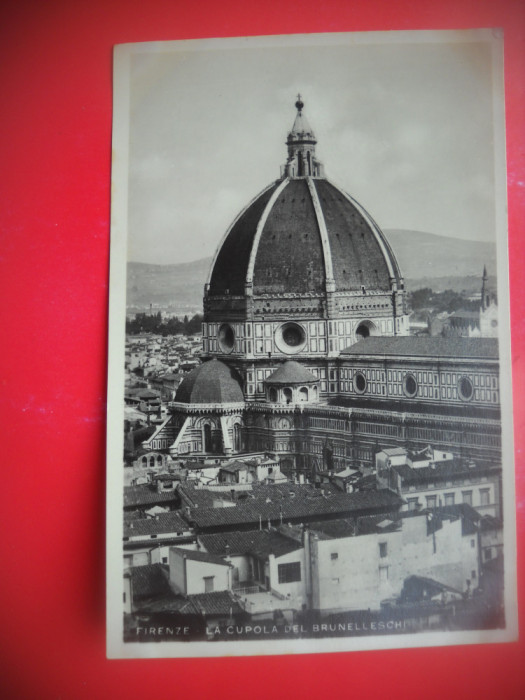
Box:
[282,95,324,178]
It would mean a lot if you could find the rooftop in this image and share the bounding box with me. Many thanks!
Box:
[170,546,231,567]
[128,564,171,598]
[265,361,318,385]
[392,459,499,484]
[175,359,244,404]
[183,486,403,530]
[340,336,499,360]
[124,511,190,538]
[198,529,303,558]
[188,591,244,617]
[124,485,179,509]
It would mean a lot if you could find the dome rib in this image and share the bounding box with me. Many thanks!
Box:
[252,179,326,294]
[206,182,279,296]
[245,177,290,287]
[329,180,402,283]
[305,176,335,291]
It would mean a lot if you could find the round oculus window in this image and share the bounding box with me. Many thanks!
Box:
[218,323,235,353]
[354,371,367,394]
[403,373,418,398]
[458,376,474,401]
[274,322,306,354]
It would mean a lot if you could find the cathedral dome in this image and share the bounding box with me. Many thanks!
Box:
[206,97,402,299]
[266,361,318,385]
[174,359,244,404]
[202,97,409,365]
[207,177,402,297]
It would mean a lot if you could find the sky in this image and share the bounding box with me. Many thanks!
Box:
[122,31,503,265]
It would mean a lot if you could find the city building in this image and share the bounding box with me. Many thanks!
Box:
[144,98,501,483]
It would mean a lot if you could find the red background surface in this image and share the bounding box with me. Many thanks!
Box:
[0,1,523,698]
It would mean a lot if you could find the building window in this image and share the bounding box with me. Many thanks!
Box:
[278,562,301,584]
[471,570,477,580]
[426,495,437,509]
[379,542,388,558]
[444,493,455,506]
[470,539,476,548]
[462,490,473,506]
[330,553,338,561]
[480,488,490,506]
[403,373,418,398]
[354,371,367,394]
[407,498,419,511]
[379,566,389,583]
[275,322,306,354]
[458,376,474,401]
[218,323,235,353]
[204,576,215,593]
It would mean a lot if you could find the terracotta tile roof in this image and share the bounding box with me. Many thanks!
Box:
[129,564,171,598]
[185,487,403,531]
[340,336,498,360]
[393,460,499,484]
[124,512,190,538]
[124,485,179,508]
[133,595,198,615]
[188,591,244,616]
[170,546,231,567]
[199,529,303,558]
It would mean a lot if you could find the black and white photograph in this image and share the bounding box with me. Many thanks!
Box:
[106,30,517,658]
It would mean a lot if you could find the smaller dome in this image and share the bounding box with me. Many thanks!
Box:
[175,359,244,404]
[265,361,318,385]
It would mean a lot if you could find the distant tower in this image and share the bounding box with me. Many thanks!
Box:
[481,265,489,311]
[480,265,498,338]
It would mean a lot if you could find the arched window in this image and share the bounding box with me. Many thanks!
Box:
[149,456,155,467]
[204,424,212,452]
[141,456,147,465]
[299,387,308,402]
[157,455,163,465]
[283,388,293,404]
[234,423,242,452]
[269,387,278,402]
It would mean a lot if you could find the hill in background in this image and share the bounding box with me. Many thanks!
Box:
[127,229,498,311]
[384,229,496,291]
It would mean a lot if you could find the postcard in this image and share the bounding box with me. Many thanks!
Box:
[107,29,517,658]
